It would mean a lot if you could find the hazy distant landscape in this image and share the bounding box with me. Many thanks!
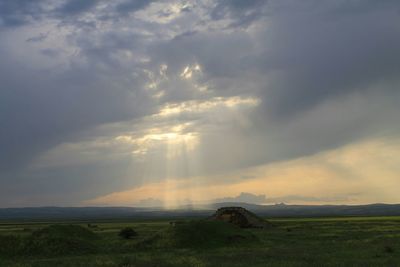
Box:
[2,203,400,221]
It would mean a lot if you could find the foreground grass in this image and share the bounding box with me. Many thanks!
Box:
[0,216,399,267]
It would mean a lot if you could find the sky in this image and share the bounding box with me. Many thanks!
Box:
[1,0,400,208]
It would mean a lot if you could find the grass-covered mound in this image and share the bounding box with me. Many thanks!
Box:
[22,225,99,256]
[140,220,258,249]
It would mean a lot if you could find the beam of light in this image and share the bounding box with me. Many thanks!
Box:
[74,61,262,207]
[83,137,400,206]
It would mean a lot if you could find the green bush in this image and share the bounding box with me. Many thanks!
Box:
[119,227,138,239]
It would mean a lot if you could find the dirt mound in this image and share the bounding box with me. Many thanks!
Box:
[209,207,272,228]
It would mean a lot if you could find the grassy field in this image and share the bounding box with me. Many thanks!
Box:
[0,216,399,267]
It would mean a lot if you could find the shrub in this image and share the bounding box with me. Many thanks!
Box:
[119,227,138,239]
[384,245,394,253]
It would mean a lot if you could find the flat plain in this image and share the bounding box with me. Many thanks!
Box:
[0,216,399,267]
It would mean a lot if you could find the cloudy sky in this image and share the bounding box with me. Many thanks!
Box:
[1,0,400,208]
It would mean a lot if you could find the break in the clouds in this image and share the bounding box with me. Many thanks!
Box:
[1,0,400,207]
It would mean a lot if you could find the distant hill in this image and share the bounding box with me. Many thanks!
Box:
[1,203,400,221]
[0,206,209,221]
[210,202,400,217]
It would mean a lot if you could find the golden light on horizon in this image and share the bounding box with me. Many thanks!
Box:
[84,137,400,207]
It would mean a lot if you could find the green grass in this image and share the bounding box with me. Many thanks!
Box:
[0,216,399,267]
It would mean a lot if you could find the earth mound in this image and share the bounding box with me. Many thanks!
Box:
[140,220,258,249]
[209,207,272,228]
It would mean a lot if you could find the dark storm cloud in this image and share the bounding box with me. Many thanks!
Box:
[56,0,99,15]
[239,0,400,167]
[173,1,400,121]
[204,0,400,120]
[210,0,267,27]
[0,44,153,172]
[0,0,156,29]
[0,0,158,173]
[256,1,400,119]
[115,0,156,15]
[0,0,47,27]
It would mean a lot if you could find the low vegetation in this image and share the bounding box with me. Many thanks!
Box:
[25,225,99,256]
[0,216,399,266]
[0,224,99,257]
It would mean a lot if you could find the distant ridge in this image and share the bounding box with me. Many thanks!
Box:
[210,202,400,217]
[0,203,400,221]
